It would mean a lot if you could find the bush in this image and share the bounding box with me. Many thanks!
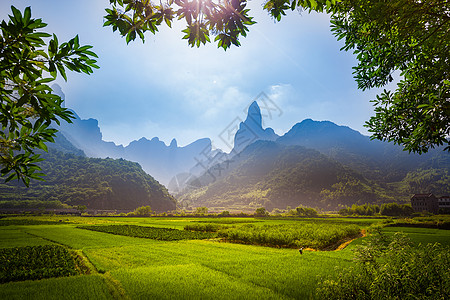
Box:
[380,203,414,216]
[316,230,450,299]
[194,207,208,215]
[127,206,152,217]
[218,210,230,217]
[295,206,318,217]
[338,203,380,216]
[254,207,269,217]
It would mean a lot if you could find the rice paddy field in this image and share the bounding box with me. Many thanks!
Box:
[0,215,448,299]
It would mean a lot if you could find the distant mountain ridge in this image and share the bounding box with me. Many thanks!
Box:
[179,103,449,211]
[57,110,218,188]
[277,118,449,182]
[49,87,448,211]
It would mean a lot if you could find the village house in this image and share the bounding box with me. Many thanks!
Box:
[438,195,450,213]
[410,193,439,214]
[411,193,450,214]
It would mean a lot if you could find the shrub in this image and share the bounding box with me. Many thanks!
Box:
[380,203,414,216]
[254,207,269,217]
[128,206,152,217]
[195,207,208,215]
[316,230,450,299]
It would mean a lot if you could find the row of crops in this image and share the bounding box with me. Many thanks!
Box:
[78,222,361,249]
[78,224,217,240]
[0,219,71,226]
[0,245,88,283]
[185,222,361,249]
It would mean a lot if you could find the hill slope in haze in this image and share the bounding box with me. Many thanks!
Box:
[0,137,177,211]
[277,119,449,182]
[180,141,396,210]
[179,107,449,211]
[57,110,218,187]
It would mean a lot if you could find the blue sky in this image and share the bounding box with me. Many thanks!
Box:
[2,0,395,151]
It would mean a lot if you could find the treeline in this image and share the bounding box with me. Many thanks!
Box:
[338,203,414,216]
[0,149,176,211]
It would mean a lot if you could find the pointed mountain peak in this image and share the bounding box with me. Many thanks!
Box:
[170,138,177,148]
[51,83,65,107]
[244,101,262,127]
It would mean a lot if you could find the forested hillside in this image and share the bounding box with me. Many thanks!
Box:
[180,141,399,210]
[0,149,176,211]
[180,140,449,211]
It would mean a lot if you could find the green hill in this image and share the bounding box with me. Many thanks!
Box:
[0,148,176,212]
[180,141,398,210]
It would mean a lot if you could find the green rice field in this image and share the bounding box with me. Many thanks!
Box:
[0,215,448,299]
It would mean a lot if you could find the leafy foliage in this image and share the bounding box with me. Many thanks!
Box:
[329,0,450,153]
[339,202,414,217]
[254,207,269,217]
[316,230,450,299]
[79,224,216,240]
[128,205,153,216]
[0,6,98,185]
[338,203,380,216]
[401,168,450,195]
[0,245,89,283]
[195,206,208,215]
[104,0,256,50]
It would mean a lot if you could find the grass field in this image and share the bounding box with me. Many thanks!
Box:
[0,215,448,299]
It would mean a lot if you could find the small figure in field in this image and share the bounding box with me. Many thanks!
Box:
[299,247,303,254]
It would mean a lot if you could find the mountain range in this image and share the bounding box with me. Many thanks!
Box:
[57,110,218,189]
[178,102,449,211]
[19,85,448,211]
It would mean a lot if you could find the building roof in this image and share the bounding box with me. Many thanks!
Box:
[411,193,435,198]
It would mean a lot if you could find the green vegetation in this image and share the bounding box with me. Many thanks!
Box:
[339,202,414,217]
[218,223,361,249]
[317,230,450,299]
[387,215,450,230]
[0,274,116,300]
[181,142,400,210]
[0,218,70,226]
[0,6,98,185]
[0,149,176,211]
[184,223,231,232]
[0,245,88,283]
[0,215,448,299]
[78,224,216,241]
[127,206,152,217]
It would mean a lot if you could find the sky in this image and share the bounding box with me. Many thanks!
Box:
[2,0,396,152]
